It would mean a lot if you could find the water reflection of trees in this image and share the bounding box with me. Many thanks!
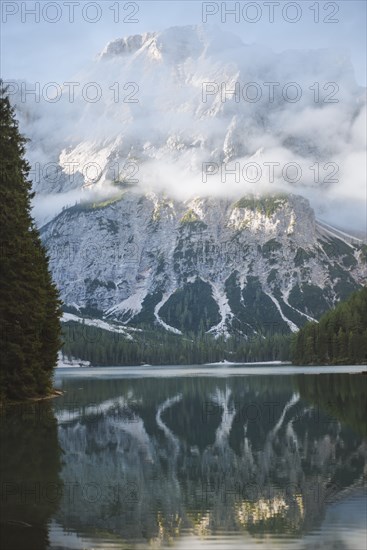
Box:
[53,374,366,546]
[0,403,62,550]
[296,373,367,436]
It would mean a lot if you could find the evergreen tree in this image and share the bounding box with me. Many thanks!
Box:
[0,84,62,400]
[292,286,367,365]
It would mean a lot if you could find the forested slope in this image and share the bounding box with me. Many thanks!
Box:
[292,287,367,365]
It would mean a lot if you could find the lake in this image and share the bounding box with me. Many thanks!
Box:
[1,365,366,549]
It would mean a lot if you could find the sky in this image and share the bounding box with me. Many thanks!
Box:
[1,1,366,85]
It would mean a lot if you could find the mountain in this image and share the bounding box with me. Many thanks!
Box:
[8,25,366,342]
[41,190,366,340]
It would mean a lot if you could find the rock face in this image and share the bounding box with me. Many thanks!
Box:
[41,192,366,337]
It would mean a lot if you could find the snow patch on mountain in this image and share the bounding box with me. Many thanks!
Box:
[282,289,317,323]
[62,312,137,340]
[207,281,234,338]
[106,287,148,323]
[154,293,183,335]
[265,293,298,333]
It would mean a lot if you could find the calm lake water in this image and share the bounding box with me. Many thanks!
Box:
[1,365,366,549]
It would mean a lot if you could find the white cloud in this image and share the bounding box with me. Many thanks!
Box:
[7,25,366,231]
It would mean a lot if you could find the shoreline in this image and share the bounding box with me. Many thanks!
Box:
[205,360,292,366]
[1,389,64,407]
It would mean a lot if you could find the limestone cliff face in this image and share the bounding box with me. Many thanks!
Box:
[41,192,366,337]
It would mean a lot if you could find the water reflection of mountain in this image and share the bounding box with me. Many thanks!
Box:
[53,374,366,546]
[0,403,62,550]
